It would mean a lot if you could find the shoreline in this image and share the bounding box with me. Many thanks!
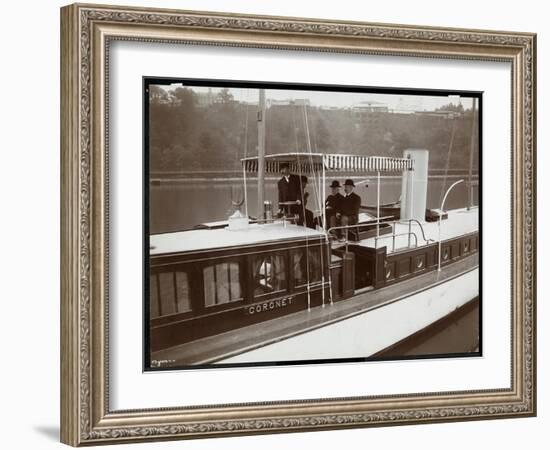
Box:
[150,173,479,184]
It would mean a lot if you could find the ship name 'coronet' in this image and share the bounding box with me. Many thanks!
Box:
[246,297,293,315]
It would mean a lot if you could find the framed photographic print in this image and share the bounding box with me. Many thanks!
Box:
[145,78,482,370]
[60,3,536,446]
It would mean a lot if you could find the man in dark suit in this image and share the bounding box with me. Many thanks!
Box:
[340,179,361,227]
[325,180,344,233]
[277,163,302,218]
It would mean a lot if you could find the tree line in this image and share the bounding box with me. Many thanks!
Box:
[148,86,479,173]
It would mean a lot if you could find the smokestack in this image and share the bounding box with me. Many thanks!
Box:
[400,149,429,222]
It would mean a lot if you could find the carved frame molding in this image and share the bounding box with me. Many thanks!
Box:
[60,3,536,446]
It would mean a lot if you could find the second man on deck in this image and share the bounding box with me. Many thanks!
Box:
[340,179,361,227]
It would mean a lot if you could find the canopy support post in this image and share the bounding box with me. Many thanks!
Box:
[242,165,248,218]
[322,162,327,238]
[321,162,327,307]
[467,98,477,210]
[377,171,381,237]
[322,161,333,306]
[256,89,266,218]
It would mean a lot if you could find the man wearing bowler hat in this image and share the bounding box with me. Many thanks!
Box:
[340,179,362,227]
[325,180,344,232]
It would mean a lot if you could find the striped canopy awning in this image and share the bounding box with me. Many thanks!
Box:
[241,153,414,174]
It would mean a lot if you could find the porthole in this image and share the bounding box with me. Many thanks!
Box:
[385,268,392,279]
[416,258,424,268]
[443,249,449,260]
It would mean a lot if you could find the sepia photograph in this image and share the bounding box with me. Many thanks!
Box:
[144,79,481,370]
[58,2,536,445]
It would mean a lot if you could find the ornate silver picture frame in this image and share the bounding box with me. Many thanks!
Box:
[60,3,536,446]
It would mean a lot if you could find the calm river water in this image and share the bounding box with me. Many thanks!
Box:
[149,175,478,234]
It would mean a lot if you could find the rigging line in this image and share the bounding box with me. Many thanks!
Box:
[302,103,326,308]
[302,104,321,215]
[311,111,333,305]
[439,115,457,208]
[292,104,300,153]
[308,111,323,213]
[291,106,309,225]
[302,110,322,220]
[298,117,308,230]
[291,107,308,231]
[294,136,311,311]
[242,89,250,159]
[294,105,312,311]
[291,102,311,307]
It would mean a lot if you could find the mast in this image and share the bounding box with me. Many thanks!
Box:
[257,89,266,217]
[467,98,477,210]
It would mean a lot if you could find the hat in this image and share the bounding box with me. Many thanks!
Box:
[329,180,341,188]
[344,179,355,187]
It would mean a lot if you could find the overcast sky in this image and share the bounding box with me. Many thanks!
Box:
[161,84,474,111]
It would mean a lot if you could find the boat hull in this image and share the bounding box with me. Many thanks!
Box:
[148,211,479,368]
[219,267,478,363]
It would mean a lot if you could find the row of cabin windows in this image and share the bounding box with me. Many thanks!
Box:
[150,247,323,319]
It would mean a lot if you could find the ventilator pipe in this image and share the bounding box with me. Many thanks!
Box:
[438,179,464,271]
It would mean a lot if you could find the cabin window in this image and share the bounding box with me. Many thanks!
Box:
[293,247,322,287]
[203,260,243,307]
[253,253,287,296]
[150,271,191,319]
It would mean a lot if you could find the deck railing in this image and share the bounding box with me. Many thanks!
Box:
[327,216,433,253]
[374,228,418,252]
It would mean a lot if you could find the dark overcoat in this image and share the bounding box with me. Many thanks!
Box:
[340,192,361,219]
[278,174,302,211]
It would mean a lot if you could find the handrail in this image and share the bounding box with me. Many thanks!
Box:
[375,230,418,252]
[327,215,395,252]
[406,219,435,245]
[328,216,406,253]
